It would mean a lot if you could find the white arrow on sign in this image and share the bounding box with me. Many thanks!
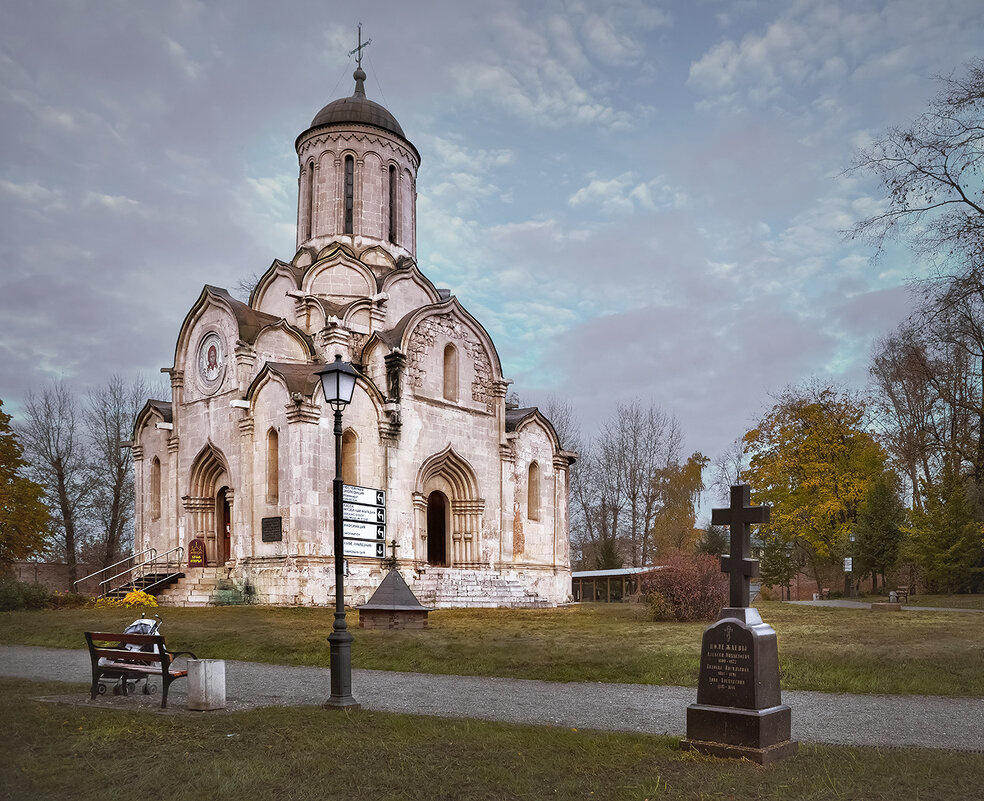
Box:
[343,538,386,559]
[343,502,385,524]
[343,521,385,541]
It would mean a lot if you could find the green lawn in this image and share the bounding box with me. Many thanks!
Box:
[1,677,981,801]
[2,601,983,696]
[900,593,984,609]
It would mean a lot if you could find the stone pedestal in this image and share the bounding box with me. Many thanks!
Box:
[872,602,902,612]
[187,659,226,711]
[681,608,797,764]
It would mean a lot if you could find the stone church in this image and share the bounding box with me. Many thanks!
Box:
[131,66,576,608]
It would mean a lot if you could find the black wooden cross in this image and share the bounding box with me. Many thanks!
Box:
[711,484,770,608]
[384,538,399,570]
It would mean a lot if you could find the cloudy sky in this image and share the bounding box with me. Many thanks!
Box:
[2,0,982,493]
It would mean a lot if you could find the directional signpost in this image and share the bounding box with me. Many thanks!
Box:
[342,484,386,559]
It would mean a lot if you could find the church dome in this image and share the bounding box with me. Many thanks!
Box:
[306,67,406,139]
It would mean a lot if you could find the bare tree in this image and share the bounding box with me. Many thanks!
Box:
[20,383,94,587]
[847,58,984,278]
[86,376,147,568]
[869,329,939,509]
[710,437,746,503]
[597,400,682,566]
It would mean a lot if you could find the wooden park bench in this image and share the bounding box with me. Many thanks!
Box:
[894,586,910,603]
[84,631,197,709]
[820,588,831,600]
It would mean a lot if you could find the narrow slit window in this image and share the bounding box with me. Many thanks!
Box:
[528,462,540,521]
[307,161,316,238]
[266,428,279,504]
[443,344,458,402]
[388,165,398,244]
[341,429,358,486]
[344,155,354,235]
[150,457,161,520]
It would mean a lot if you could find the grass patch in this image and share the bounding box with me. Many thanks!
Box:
[900,594,984,610]
[1,677,981,801]
[2,602,983,696]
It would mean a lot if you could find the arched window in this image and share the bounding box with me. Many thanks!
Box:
[341,429,358,485]
[344,155,354,235]
[388,164,398,244]
[266,428,279,504]
[443,344,458,402]
[150,457,161,520]
[528,461,540,521]
[307,160,316,238]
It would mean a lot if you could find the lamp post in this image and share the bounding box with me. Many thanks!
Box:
[317,354,360,711]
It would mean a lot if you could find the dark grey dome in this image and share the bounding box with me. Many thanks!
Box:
[307,67,406,139]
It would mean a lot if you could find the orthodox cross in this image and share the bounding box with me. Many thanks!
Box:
[711,484,769,608]
[384,538,399,570]
[349,23,372,68]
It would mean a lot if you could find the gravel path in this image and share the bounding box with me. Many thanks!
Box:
[2,645,982,751]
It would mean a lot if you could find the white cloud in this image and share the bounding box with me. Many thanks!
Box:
[568,172,686,215]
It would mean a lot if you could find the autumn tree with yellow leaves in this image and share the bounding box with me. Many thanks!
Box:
[742,384,887,592]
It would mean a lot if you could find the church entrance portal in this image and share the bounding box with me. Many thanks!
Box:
[217,487,231,564]
[426,491,448,566]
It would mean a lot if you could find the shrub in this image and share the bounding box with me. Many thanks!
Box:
[0,577,52,611]
[94,589,158,609]
[48,590,93,608]
[640,554,728,622]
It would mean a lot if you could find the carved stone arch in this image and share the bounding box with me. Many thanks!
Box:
[184,442,231,566]
[415,446,484,566]
[303,252,375,301]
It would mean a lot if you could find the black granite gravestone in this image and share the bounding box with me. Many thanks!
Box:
[681,485,798,764]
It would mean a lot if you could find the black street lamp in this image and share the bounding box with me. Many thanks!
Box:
[317,354,360,711]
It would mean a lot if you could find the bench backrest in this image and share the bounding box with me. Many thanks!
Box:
[85,632,171,667]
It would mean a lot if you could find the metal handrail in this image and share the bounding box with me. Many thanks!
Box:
[74,547,157,590]
[98,546,185,595]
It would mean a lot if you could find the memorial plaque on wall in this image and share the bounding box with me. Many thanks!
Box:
[261,516,283,542]
[697,620,756,709]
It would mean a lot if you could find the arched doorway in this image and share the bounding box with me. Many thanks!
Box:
[426,491,448,566]
[217,486,231,563]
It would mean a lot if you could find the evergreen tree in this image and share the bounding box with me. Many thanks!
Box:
[759,533,799,598]
[695,523,728,556]
[854,472,907,590]
[910,467,984,593]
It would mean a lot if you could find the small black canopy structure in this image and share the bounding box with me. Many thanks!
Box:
[357,570,433,629]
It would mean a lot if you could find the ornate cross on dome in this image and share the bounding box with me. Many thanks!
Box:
[349,22,372,69]
[711,484,769,608]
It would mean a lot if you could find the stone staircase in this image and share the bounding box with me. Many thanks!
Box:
[410,567,552,609]
[155,567,226,607]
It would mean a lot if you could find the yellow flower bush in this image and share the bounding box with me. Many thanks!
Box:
[94,589,159,608]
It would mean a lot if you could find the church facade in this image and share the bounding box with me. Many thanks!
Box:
[131,67,576,607]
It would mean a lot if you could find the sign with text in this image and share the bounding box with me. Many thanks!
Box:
[343,521,385,541]
[343,538,386,559]
[261,516,283,542]
[188,539,206,567]
[343,502,385,524]
[342,484,385,508]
